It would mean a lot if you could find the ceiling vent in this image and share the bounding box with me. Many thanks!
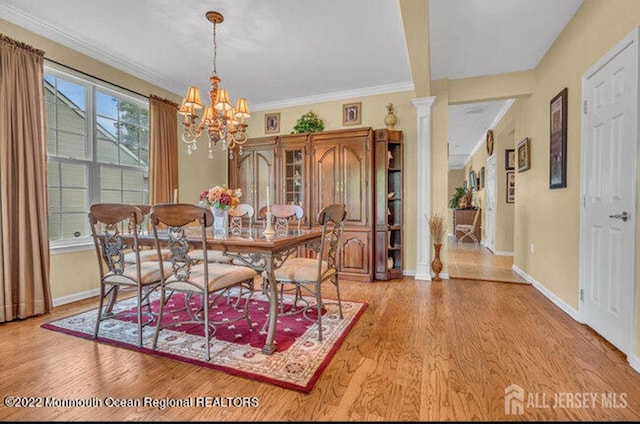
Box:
[463,106,484,115]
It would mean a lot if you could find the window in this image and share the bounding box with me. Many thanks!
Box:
[45,67,149,248]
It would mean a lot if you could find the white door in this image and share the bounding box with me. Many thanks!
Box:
[580,29,638,355]
[485,155,497,251]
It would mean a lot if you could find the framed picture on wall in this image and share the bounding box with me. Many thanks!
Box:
[517,137,531,172]
[265,112,280,134]
[550,88,568,189]
[506,171,515,203]
[479,167,485,189]
[343,102,361,126]
[469,170,477,191]
[505,149,515,170]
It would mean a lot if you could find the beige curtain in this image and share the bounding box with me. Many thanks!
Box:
[0,34,52,322]
[149,95,178,204]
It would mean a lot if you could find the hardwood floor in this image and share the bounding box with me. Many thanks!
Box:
[0,277,638,421]
[447,236,527,284]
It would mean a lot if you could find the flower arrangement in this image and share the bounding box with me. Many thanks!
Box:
[199,185,242,211]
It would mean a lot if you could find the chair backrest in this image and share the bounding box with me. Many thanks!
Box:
[150,203,212,283]
[471,208,480,228]
[129,204,151,234]
[89,203,143,278]
[312,204,347,280]
[228,203,254,236]
[258,204,305,235]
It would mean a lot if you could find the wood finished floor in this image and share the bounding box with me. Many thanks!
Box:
[0,277,638,421]
[447,237,528,284]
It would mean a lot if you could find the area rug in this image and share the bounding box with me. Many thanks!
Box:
[42,289,367,393]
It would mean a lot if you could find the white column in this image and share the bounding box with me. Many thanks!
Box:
[412,96,436,281]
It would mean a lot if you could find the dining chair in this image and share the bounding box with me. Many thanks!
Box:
[228,203,254,236]
[258,204,305,235]
[149,203,257,361]
[123,204,171,264]
[455,208,480,245]
[271,204,346,341]
[89,203,167,347]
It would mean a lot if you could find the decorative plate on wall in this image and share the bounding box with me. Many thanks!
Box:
[486,129,494,156]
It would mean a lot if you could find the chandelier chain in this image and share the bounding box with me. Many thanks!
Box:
[212,20,217,77]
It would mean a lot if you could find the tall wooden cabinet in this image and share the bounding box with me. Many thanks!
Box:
[311,129,374,281]
[374,129,403,280]
[229,127,382,282]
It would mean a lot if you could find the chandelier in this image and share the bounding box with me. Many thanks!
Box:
[178,11,250,160]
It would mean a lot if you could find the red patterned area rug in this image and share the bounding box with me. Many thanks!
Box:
[42,289,367,393]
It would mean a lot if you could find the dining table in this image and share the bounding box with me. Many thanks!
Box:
[135,225,323,355]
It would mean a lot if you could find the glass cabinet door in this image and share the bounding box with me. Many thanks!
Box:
[284,149,304,206]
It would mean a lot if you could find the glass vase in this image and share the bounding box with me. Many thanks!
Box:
[211,207,228,239]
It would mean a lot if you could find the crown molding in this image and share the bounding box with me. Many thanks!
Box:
[251,81,414,112]
[0,3,183,96]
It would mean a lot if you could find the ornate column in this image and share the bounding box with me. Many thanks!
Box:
[412,96,436,280]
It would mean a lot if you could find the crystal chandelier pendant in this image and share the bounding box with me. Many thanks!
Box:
[178,11,250,160]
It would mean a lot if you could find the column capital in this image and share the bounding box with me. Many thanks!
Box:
[411,96,436,111]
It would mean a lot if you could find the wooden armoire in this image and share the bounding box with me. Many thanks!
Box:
[229,127,401,282]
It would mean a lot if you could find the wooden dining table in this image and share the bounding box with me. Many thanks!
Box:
[135,226,323,355]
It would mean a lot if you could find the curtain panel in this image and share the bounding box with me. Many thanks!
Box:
[149,95,178,205]
[0,34,52,322]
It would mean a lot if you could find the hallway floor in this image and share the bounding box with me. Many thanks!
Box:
[447,236,528,284]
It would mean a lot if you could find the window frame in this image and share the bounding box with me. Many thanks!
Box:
[45,65,149,252]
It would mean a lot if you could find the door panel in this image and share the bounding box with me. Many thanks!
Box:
[581,36,636,354]
[341,143,368,226]
[235,154,255,209]
[255,150,275,216]
[340,230,370,275]
[313,145,339,220]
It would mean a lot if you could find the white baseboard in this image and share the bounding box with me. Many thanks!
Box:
[512,265,580,322]
[493,250,514,256]
[405,270,449,280]
[52,288,99,307]
[628,354,640,373]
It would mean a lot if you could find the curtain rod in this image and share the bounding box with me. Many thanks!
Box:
[44,58,149,100]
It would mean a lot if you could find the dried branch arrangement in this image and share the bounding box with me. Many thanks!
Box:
[426,213,446,245]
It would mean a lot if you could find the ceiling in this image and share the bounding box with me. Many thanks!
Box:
[0,0,583,165]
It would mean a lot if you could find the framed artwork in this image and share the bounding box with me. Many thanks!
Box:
[469,170,477,191]
[343,102,361,126]
[550,88,568,189]
[506,171,515,203]
[264,112,280,134]
[505,149,515,170]
[517,137,530,172]
[479,166,485,189]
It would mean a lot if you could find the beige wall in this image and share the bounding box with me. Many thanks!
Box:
[508,0,640,356]
[492,103,517,253]
[512,0,640,307]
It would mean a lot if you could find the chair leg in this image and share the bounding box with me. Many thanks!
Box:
[152,285,167,350]
[316,283,323,342]
[333,275,343,319]
[203,291,211,362]
[136,284,143,348]
[93,282,107,339]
